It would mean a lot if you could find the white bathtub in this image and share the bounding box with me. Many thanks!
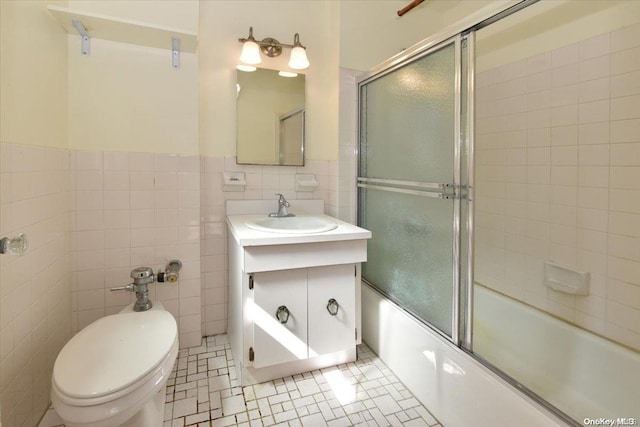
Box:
[362,283,564,427]
[473,285,640,423]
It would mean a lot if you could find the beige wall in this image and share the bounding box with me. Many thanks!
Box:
[338,0,443,71]
[67,0,199,154]
[339,0,504,72]
[0,0,69,149]
[0,2,71,426]
[198,1,337,160]
[68,0,199,32]
[477,0,640,72]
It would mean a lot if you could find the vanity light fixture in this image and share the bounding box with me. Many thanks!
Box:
[278,71,298,78]
[238,26,310,71]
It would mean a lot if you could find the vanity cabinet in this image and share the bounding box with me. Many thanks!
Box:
[226,202,371,386]
[252,264,356,368]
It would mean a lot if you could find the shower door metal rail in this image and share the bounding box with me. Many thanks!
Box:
[357,178,465,200]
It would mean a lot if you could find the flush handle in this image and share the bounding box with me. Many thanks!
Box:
[275,305,290,324]
[326,298,339,316]
[110,284,134,292]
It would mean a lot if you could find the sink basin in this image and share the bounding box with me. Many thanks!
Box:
[245,216,338,234]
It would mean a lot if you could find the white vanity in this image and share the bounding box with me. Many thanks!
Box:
[226,200,371,386]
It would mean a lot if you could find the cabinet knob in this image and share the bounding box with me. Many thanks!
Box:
[326,298,339,316]
[275,305,290,324]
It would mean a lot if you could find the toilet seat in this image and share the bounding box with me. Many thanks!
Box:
[53,310,178,403]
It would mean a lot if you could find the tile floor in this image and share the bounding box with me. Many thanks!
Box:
[165,335,442,427]
[40,334,442,427]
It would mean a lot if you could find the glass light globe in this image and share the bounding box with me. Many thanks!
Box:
[239,40,261,65]
[288,46,309,70]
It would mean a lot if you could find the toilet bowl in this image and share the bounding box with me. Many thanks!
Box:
[51,303,179,427]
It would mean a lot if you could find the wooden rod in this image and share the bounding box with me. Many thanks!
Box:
[397,0,425,17]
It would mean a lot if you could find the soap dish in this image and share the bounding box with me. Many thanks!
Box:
[223,172,246,192]
[295,174,318,192]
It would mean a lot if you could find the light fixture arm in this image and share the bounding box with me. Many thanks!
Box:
[238,26,257,44]
[292,33,305,49]
[238,27,306,57]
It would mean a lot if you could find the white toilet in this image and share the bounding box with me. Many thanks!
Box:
[51,303,179,427]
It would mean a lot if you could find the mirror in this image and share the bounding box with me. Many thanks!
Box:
[236,68,305,166]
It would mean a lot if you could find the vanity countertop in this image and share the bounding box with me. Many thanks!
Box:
[226,214,371,247]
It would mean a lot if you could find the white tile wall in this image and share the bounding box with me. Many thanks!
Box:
[338,68,360,225]
[475,22,640,350]
[70,150,202,349]
[0,83,357,421]
[0,143,72,427]
[199,155,339,337]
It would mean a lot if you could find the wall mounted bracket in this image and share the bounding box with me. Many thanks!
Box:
[72,18,90,55]
[47,5,198,70]
[172,37,180,69]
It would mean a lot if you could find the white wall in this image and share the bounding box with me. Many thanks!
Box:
[69,150,202,348]
[475,19,640,351]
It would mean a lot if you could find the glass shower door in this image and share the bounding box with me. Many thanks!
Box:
[358,37,462,339]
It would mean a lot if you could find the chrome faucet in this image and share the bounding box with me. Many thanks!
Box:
[269,193,295,218]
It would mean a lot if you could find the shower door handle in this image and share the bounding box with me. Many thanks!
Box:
[357,178,469,200]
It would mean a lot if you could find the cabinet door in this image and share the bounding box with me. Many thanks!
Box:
[308,264,356,356]
[252,268,308,368]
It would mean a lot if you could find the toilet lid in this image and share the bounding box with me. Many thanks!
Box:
[53,310,178,399]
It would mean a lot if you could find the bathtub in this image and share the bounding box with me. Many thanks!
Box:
[362,283,565,427]
[473,285,640,423]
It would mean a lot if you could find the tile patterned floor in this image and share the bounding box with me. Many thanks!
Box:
[164,335,442,427]
[39,334,442,427]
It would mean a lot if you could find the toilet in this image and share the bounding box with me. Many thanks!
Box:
[51,303,179,427]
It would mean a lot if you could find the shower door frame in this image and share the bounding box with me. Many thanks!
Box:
[357,34,464,344]
[357,0,540,349]
[355,0,584,425]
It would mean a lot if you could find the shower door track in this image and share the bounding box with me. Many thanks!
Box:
[361,277,456,344]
